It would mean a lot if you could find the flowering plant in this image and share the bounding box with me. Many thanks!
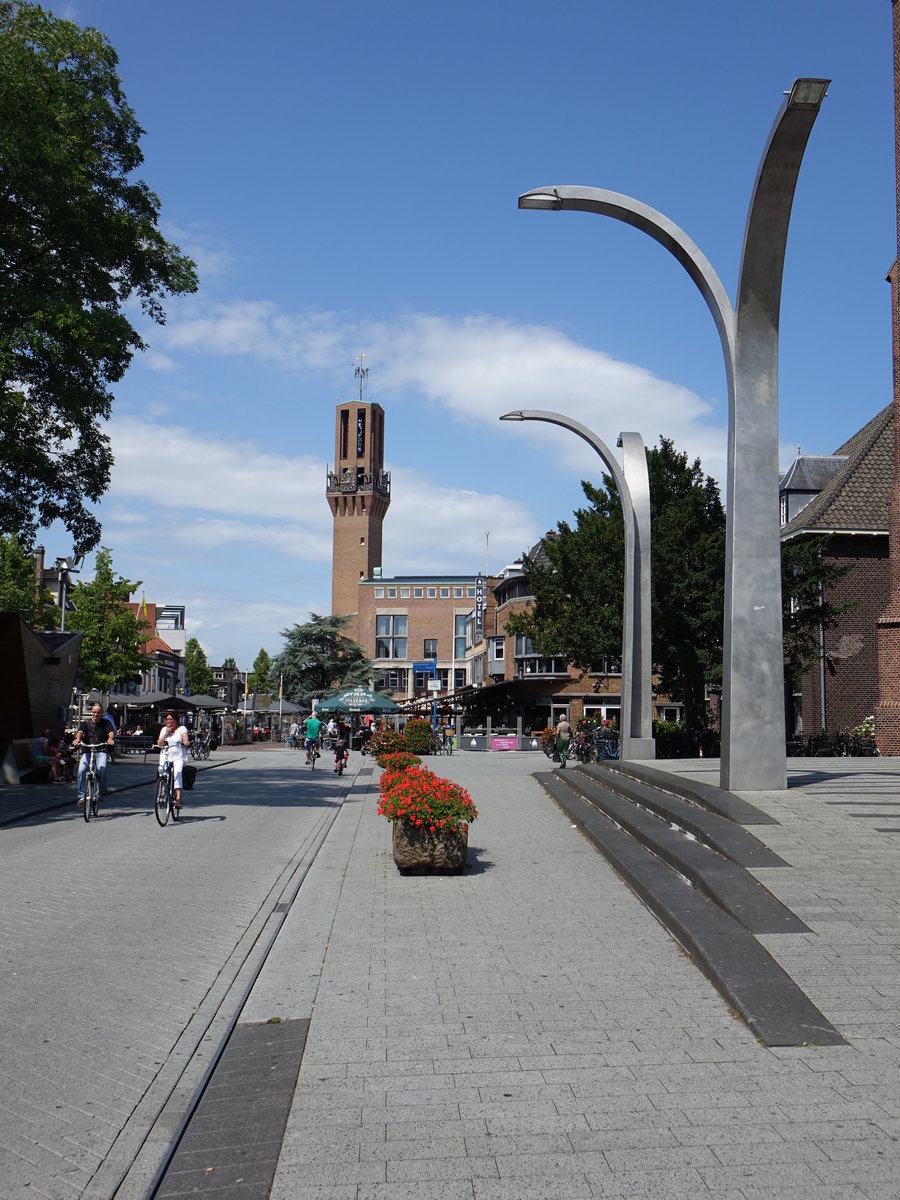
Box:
[369,728,406,759]
[402,717,434,755]
[378,751,422,772]
[377,765,478,833]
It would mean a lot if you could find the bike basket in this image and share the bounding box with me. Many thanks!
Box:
[182,764,197,791]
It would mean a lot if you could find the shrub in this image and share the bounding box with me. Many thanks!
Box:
[653,719,696,759]
[377,765,478,833]
[378,751,422,772]
[369,728,406,760]
[403,717,434,755]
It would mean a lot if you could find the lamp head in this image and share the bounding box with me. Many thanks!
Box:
[518,188,562,211]
[787,78,829,109]
[499,410,525,422]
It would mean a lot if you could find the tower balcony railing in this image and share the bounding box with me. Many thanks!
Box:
[326,468,391,498]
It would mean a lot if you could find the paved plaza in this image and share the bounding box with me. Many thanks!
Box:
[1,747,899,1198]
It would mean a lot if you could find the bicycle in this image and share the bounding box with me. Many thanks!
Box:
[307,740,320,770]
[154,743,181,826]
[594,734,620,760]
[80,744,102,822]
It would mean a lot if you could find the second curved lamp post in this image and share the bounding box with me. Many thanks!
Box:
[500,410,654,761]
[517,78,829,791]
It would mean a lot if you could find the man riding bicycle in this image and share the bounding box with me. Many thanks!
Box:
[304,711,322,764]
[73,703,116,805]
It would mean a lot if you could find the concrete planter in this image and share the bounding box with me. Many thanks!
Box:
[392,821,468,874]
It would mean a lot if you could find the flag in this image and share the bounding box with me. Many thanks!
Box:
[140,593,148,620]
[279,674,283,701]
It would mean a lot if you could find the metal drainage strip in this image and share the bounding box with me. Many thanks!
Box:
[152,1018,310,1198]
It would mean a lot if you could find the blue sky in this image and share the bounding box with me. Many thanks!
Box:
[44,0,893,671]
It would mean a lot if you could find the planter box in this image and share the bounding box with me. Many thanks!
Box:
[392,821,468,873]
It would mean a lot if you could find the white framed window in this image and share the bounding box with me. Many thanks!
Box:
[426,587,436,598]
[439,586,450,598]
[413,587,424,598]
[400,587,410,598]
[387,587,397,598]
[375,613,408,659]
[453,587,463,598]
[373,587,384,599]
[466,586,475,598]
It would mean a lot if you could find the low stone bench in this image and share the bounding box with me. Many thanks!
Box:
[1,739,50,786]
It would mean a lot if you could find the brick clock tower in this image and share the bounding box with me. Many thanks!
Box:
[326,363,390,637]
[875,0,900,753]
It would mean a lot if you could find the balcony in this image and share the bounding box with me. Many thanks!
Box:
[326,468,391,498]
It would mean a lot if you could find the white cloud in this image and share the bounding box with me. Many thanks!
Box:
[152,302,728,483]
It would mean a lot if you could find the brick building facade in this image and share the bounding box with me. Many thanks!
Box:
[874,0,900,754]
[781,406,893,737]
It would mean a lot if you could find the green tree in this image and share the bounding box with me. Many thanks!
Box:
[781,535,853,689]
[507,437,727,733]
[0,2,198,554]
[66,547,149,690]
[271,614,372,706]
[0,532,56,626]
[184,636,213,696]
[222,656,237,670]
[247,646,272,695]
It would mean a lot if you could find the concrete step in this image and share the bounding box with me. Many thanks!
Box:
[538,770,844,1048]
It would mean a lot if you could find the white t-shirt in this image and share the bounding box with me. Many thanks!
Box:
[160,726,188,768]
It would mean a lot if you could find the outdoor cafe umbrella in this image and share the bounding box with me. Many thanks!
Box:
[316,687,400,714]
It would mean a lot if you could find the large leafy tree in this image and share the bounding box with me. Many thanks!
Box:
[66,547,149,690]
[0,531,56,626]
[0,2,197,553]
[507,437,727,732]
[781,535,853,688]
[184,636,213,696]
[271,613,372,706]
[247,647,272,696]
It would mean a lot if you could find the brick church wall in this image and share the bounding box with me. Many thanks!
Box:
[801,537,889,735]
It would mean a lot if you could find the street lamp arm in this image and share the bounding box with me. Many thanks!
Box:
[519,186,736,367]
[500,408,631,502]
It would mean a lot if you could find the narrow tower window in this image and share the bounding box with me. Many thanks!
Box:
[357,410,366,457]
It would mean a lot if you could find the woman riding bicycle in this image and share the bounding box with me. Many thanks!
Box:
[157,711,190,810]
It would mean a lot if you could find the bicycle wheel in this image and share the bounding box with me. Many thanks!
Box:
[82,773,92,823]
[154,773,170,826]
[201,741,210,760]
[89,773,100,818]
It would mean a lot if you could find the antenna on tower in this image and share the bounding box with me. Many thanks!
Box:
[354,352,369,403]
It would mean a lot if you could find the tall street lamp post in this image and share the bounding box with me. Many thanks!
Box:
[518,78,829,791]
[500,410,654,761]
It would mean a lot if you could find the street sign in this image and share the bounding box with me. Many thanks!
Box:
[426,680,441,693]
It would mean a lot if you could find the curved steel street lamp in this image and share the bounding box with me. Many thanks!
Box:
[500,410,654,761]
[518,78,829,791]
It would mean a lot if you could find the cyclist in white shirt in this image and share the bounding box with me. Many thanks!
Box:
[157,710,190,809]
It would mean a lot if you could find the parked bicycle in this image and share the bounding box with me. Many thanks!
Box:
[594,732,620,760]
[79,744,102,822]
[189,729,211,760]
[154,743,181,826]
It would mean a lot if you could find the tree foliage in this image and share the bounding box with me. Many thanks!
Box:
[247,646,272,695]
[507,437,726,732]
[66,547,149,690]
[0,2,198,553]
[271,613,372,706]
[0,531,57,626]
[184,636,213,696]
[781,535,853,685]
